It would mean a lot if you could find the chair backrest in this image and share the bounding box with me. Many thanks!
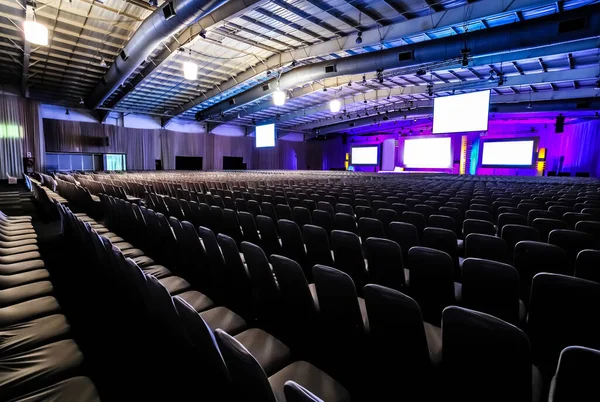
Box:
[574,249,600,283]
[428,214,456,234]
[501,224,540,255]
[238,211,261,246]
[317,201,335,218]
[439,206,462,234]
[335,203,354,216]
[222,208,244,246]
[497,213,527,236]
[364,237,405,290]
[531,218,567,242]
[422,227,459,270]
[376,208,398,234]
[284,381,324,402]
[278,219,308,275]
[292,206,312,229]
[528,273,600,374]
[303,224,334,269]
[463,218,495,237]
[260,202,278,224]
[330,229,367,291]
[241,241,280,321]
[355,205,374,219]
[216,233,252,317]
[312,265,365,335]
[549,346,600,402]
[214,329,277,402]
[461,258,520,324]
[311,209,333,234]
[464,233,507,264]
[358,217,385,243]
[465,209,493,223]
[563,212,595,229]
[442,306,532,402]
[401,211,426,240]
[548,229,596,271]
[407,246,455,325]
[372,200,388,214]
[528,209,556,226]
[255,215,281,257]
[275,204,292,221]
[333,212,358,234]
[198,226,227,295]
[388,221,420,263]
[575,220,600,244]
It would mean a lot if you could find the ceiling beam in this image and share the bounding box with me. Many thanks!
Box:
[340,0,391,26]
[381,0,413,20]
[270,0,343,35]
[303,0,367,30]
[168,0,570,119]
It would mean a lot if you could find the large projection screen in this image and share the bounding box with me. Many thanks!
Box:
[403,137,452,168]
[351,146,379,165]
[255,123,276,148]
[433,90,491,134]
[481,139,537,167]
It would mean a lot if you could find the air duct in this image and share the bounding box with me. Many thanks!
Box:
[87,0,229,109]
[195,4,600,121]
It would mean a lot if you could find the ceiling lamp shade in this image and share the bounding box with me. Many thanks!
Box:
[329,99,342,113]
[272,88,286,106]
[183,61,198,80]
[24,21,48,46]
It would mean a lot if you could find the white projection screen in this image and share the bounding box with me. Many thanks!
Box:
[255,123,276,148]
[433,90,491,134]
[403,137,452,169]
[351,146,379,165]
[481,139,536,167]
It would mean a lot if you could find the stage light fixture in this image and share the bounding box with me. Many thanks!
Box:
[99,58,107,68]
[183,61,198,80]
[460,48,470,67]
[79,98,85,105]
[65,109,70,116]
[199,30,207,39]
[24,20,48,46]
[527,102,533,109]
[356,31,363,45]
[416,68,427,76]
[329,99,341,113]
[149,0,158,6]
[272,88,286,106]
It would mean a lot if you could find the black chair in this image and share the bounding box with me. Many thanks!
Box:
[221,209,244,246]
[442,306,534,402]
[428,214,456,234]
[465,209,493,223]
[501,224,541,256]
[238,211,261,247]
[497,213,527,236]
[422,227,459,277]
[464,233,507,264]
[317,201,335,218]
[364,238,405,290]
[388,222,420,263]
[463,219,495,237]
[439,206,462,236]
[330,230,368,292]
[333,213,357,234]
[563,212,595,229]
[531,218,567,242]
[303,224,334,269]
[391,203,409,217]
[278,219,309,279]
[527,273,600,376]
[311,209,333,235]
[575,220,600,245]
[401,211,426,241]
[371,200,388,215]
[514,241,568,308]
[247,200,262,217]
[335,203,354,216]
[214,329,350,402]
[407,247,455,325]
[276,204,292,221]
[528,209,556,226]
[461,258,521,324]
[292,206,312,229]
[549,229,596,273]
[575,249,600,283]
[208,205,223,234]
[260,202,278,225]
[414,204,435,220]
[363,284,440,400]
[357,217,385,243]
[548,346,600,402]
[376,208,398,235]
[255,215,282,258]
[355,205,373,219]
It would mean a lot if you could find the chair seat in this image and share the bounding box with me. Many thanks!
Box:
[158,276,191,295]
[120,248,145,259]
[6,376,101,402]
[1,233,37,241]
[0,238,37,248]
[269,360,351,402]
[0,259,45,275]
[424,322,443,366]
[176,290,214,313]
[141,265,172,279]
[235,328,292,376]
[0,269,50,289]
[0,314,70,357]
[101,233,125,243]
[0,228,36,236]
[0,296,61,327]
[200,306,248,335]
[111,242,135,251]
[0,251,42,265]
[0,244,39,256]
[0,340,84,400]
[0,281,53,307]
[0,223,34,231]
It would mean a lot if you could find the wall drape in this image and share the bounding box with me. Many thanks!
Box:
[43,119,345,171]
[0,95,45,179]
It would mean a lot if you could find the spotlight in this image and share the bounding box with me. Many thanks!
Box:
[348,82,352,87]
[79,98,84,105]
[427,83,434,97]
[460,47,470,67]
[329,99,342,113]
[527,102,533,109]
[355,31,363,45]
[198,30,207,39]
[416,68,427,76]
[65,109,70,116]
[272,88,286,106]
[291,60,297,67]
[148,0,158,6]
[363,99,367,104]
[99,58,107,68]
[362,75,366,83]
[497,73,505,86]
[323,87,327,92]
[183,61,198,80]
[24,20,48,46]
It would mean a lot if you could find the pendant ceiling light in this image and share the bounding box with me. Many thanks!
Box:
[272,87,286,106]
[24,20,48,46]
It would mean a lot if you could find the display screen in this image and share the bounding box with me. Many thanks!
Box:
[256,123,276,148]
[104,154,126,171]
[433,90,491,134]
[403,137,452,168]
[351,146,379,165]
[481,139,536,167]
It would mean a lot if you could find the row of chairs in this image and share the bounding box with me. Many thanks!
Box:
[0,210,100,401]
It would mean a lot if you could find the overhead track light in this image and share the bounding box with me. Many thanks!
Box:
[99,58,107,68]
[182,48,197,80]
[24,18,48,46]
[329,99,341,113]
[273,87,286,106]
[355,31,363,45]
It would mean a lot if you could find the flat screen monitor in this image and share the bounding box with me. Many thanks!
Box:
[104,154,126,171]
[351,146,379,165]
[256,123,276,148]
[481,139,537,167]
[433,90,491,134]
[403,137,452,168]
